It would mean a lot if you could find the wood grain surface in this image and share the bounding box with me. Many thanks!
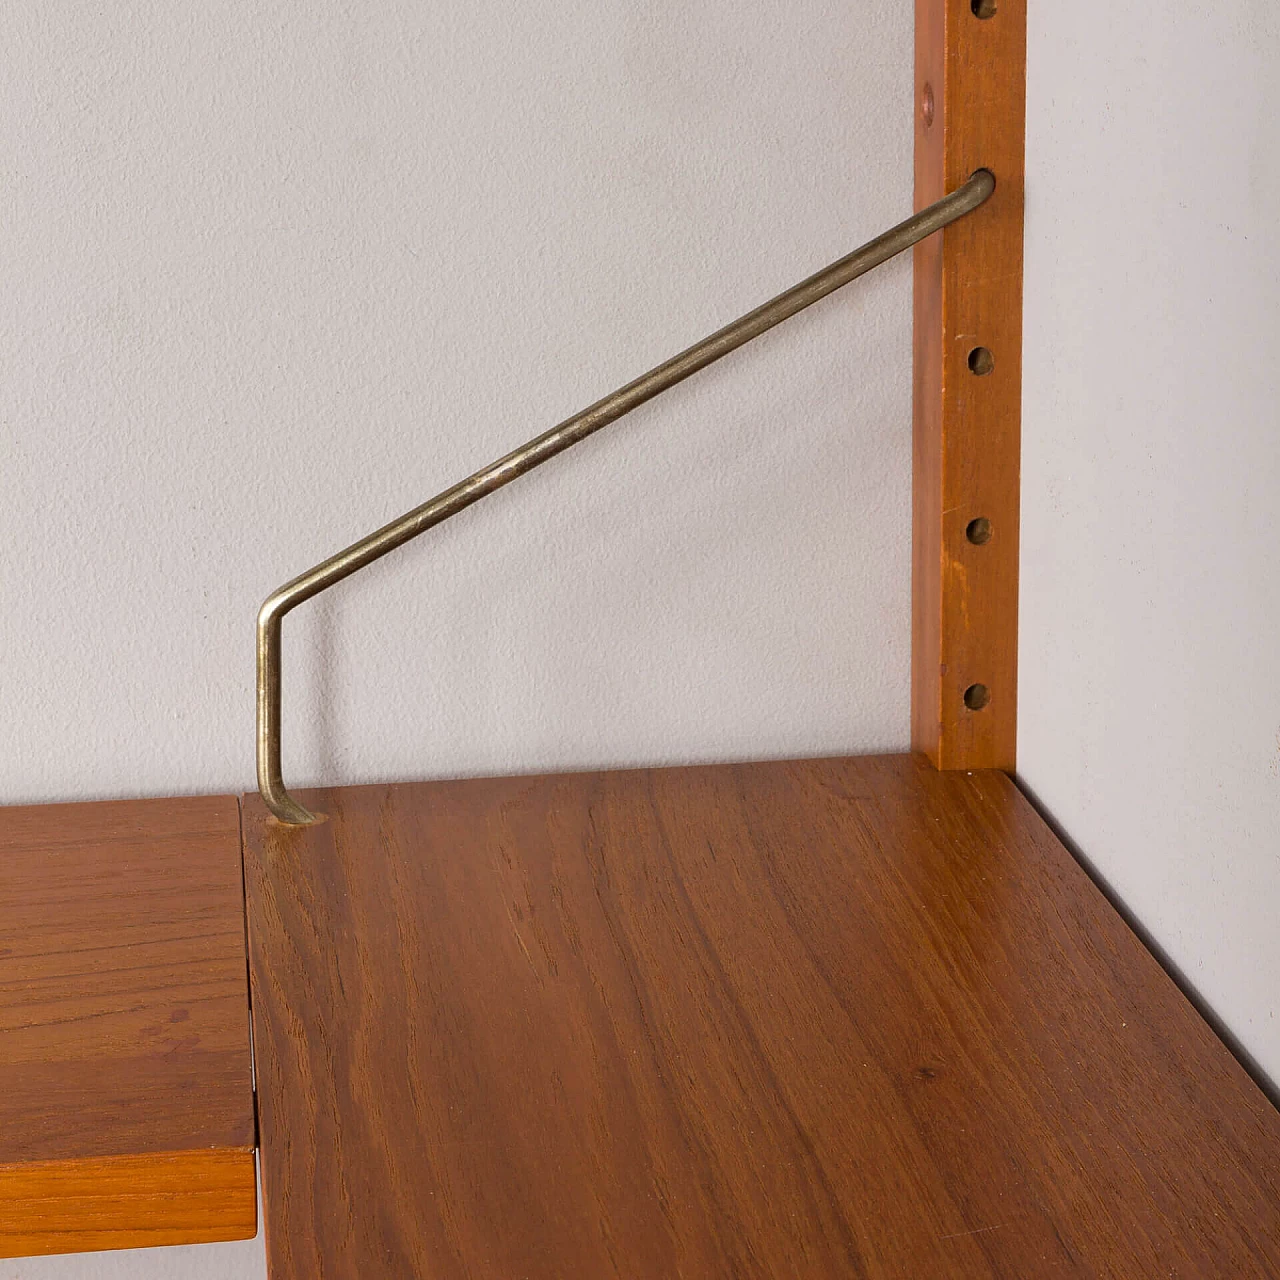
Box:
[0,1150,257,1258]
[0,794,257,1257]
[912,0,1025,769]
[244,756,1280,1279]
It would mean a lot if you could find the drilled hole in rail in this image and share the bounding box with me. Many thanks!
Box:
[968,346,994,376]
[971,0,997,17]
[963,683,991,711]
[966,517,992,545]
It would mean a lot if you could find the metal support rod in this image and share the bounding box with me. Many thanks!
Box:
[257,170,996,825]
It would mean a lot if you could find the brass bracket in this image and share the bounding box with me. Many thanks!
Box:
[257,173,996,824]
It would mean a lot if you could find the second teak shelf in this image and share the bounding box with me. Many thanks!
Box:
[0,795,256,1258]
[243,754,1280,1279]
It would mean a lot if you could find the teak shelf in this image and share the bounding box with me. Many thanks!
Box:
[242,759,1280,1278]
[0,796,256,1257]
[5,1,1280,1275]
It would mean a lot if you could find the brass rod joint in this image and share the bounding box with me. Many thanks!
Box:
[256,171,996,824]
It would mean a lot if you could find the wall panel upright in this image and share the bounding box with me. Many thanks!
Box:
[912,0,1026,770]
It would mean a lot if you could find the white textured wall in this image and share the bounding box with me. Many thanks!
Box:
[0,1238,267,1280]
[1020,2,1280,1089]
[1,1,911,1275]
[0,0,914,814]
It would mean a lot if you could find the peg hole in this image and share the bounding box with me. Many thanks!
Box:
[966,517,992,545]
[971,0,997,17]
[963,683,991,711]
[968,346,994,376]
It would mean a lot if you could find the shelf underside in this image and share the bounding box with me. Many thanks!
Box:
[243,754,1280,1279]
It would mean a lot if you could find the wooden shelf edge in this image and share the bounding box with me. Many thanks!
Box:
[0,1147,258,1259]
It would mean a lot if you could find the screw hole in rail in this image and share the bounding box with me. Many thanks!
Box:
[968,346,994,376]
[971,0,997,17]
[966,517,992,545]
[964,683,991,711]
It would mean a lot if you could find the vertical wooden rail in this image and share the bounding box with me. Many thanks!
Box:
[912,0,1026,770]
